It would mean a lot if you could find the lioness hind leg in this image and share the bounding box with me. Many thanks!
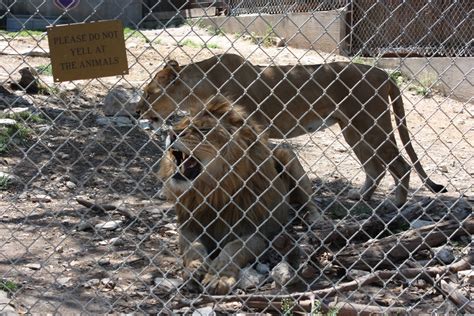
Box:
[273,147,322,222]
[342,127,386,203]
[387,155,411,207]
[347,156,386,202]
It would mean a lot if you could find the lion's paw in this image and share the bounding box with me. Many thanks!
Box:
[202,273,237,295]
[183,259,207,293]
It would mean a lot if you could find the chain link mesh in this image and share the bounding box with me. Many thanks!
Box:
[0,0,472,314]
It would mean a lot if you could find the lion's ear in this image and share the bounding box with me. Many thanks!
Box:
[149,68,177,93]
[164,60,180,70]
[204,96,246,127]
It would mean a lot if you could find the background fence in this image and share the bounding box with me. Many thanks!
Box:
[0,0,472,314]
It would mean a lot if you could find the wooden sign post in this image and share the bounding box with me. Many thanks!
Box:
[47,20,129,82]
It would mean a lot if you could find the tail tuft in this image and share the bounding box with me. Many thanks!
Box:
[430,183,448,193]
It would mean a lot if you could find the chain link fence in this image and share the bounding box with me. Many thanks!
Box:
[349,0,473,57]
[0,0,472,314]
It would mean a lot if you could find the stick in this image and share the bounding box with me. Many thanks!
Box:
[76,197,135,219]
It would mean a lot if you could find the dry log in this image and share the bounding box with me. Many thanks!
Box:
[329,217,473,270]
[312,202,424,245]
[439,280,474,313]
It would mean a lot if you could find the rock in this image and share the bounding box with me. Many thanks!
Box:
[0,172,18,184]
[432,246,455,264]
[163,223,177,230]
[102,87,141,117]
[30,194,52,203]
[3,107,30,115]
[411,219,435,229]
[192,307,215,316]
[271,261,297,288]
[98,237,124,246]
[255,263,270,274]
[83,278,100,288]
[438,165,448,173]
[0,118,17,126]
[65,181,77,190]
[138,119,150,130]
[100,278,115,289]
[56,277,71,286]
[25,263,41,270]
[98,258,110,266]
[95,220,122,231]
[238,267,264,290]
[57,152,70,159]
[0,290,18,316]
[96,116,133,127]
[154,277,182,292]
[77,220,94,231]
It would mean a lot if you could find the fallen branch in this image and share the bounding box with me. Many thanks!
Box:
[312,202,425,245]
[439,280,474,313]
[189,255,472,310]
[328,217,473,270]
[328,301,407,315]
[76,197,135,220]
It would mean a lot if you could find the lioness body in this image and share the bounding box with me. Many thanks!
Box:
[140,54,446,206]
[159,97,317,294]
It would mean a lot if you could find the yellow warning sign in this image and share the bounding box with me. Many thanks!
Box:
[47,20,128,82]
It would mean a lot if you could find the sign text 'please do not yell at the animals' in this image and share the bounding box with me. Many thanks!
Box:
[47,20,128,82]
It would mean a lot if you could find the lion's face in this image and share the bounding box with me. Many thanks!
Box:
[137,66,182,128]
[138,60,204,129]
[160,96,262,194]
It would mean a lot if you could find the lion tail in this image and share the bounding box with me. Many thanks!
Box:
[390,81,447,193]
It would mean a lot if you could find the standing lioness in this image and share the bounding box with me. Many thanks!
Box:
[138,54,446,206]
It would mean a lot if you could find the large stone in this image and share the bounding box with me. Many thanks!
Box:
[432,246,455,264]
[0,118,17,126]
[102,87,141,117]
[238,266,264,290]
[154,277,182,292]
[0,290,18,316]
[0,172,18,184]
[95,220,123,231]
[271,261,297,288]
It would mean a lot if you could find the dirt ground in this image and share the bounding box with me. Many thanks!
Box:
[0,25,472,314]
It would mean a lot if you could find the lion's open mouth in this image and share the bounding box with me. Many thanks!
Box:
[171,149,201,181]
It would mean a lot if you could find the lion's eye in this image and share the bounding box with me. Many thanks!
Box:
[198,128,212,136]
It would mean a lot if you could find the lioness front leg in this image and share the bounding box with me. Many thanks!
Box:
[202,236,266,295]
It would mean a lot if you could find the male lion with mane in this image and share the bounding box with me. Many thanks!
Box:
[158,96,317,294]
[139,54,446,207]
